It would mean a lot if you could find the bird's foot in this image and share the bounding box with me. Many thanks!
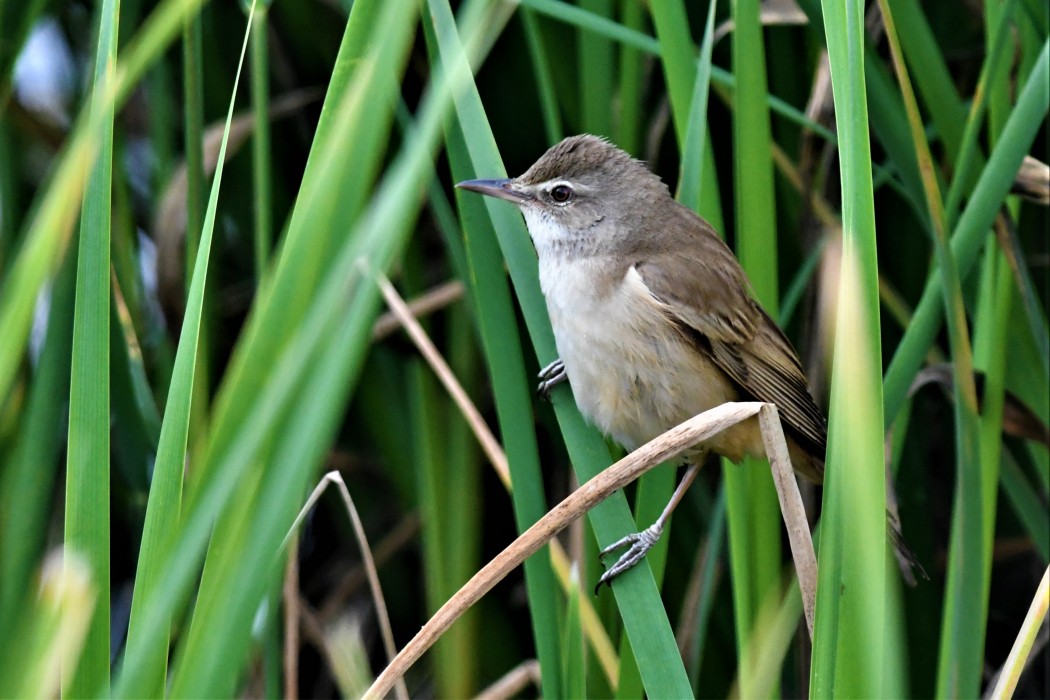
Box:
[595,521,664,592]
[537,358,568,400]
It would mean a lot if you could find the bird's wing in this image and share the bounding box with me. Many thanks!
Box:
[627,226,760,346]
[707,310,828,455]
[631,216,827,456]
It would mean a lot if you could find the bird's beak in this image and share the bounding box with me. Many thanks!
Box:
[455,178,532,203]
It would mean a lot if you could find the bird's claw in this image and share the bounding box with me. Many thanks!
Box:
[537,358,568,400]
[594,522,664,593]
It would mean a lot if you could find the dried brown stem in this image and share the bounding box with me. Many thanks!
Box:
[366,401,819,698]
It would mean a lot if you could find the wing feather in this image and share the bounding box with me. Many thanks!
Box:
[630,205,827,457]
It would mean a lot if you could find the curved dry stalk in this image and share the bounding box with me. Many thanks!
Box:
[366,400,819,699]
[285,472,408,700]
[474,659,541,700]
[373,272,508,484]
[758,405,817,635]
[371,280,465,342]
[318,515,420,621]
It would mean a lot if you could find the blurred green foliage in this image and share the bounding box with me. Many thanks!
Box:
[0,0,1046,697]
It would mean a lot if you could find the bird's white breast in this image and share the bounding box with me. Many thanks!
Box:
[527,213,740,453]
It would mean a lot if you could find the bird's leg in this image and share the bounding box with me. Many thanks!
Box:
[537,358,568,399]
[596,461,703,590]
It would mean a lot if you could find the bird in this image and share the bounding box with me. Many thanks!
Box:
[457,134,921,587]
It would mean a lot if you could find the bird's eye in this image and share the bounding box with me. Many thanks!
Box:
[550,184,574,203]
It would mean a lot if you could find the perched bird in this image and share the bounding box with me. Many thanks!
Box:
[458,134,919,587]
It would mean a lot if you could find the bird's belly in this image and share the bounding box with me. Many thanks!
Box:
[541,263,749,456]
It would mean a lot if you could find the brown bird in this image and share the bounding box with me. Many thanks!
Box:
[458,134,920,586]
